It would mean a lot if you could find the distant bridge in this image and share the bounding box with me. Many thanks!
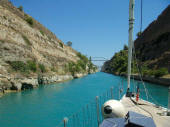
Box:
[90,57,109,62]
[90,57,108,70]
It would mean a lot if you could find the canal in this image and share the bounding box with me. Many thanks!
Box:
[0,72,168,127]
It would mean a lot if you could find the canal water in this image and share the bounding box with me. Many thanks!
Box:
[0,72,168,127]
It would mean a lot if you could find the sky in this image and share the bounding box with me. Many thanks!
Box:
[10,0,170,66]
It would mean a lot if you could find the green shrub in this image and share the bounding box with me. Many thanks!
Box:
[0,39,5,43]
[142,69,154,76]
[47,36,51,41]
[77,60,86,70]
[75,64,81,72]
[68,62,75,75]
[136,31,142,37]
[39,64,46,73]
[3,16,7,20]
[64,64,69,73]
[93,66,98,71]
[77,52,88,64]
[88,62,93,73]
[123,44,128,50]
[9,61,28,72]
[27,60,37,72]
[9,60,38,73]
[59,42,63,48]
[40,30,44,36]
[51,66,57,72]
[18,6,23,11]
[22,35,31,45]
[25,16,33,26]
[142,69,149,76]
[68,62,82,75]
[77,52,81,58]
[109,50,128,74]
[154,68,168,78]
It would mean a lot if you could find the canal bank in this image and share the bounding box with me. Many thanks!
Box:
[0,72,97,97]
[114,73,170,86]
[132,74,170,86]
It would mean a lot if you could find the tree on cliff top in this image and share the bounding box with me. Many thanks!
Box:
[18,6,23,12]
[66,41,72,47]
[123,44,128,50]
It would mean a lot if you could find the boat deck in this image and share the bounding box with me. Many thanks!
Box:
[121,96,170,127]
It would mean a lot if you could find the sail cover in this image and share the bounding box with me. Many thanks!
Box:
[99,111,156,127]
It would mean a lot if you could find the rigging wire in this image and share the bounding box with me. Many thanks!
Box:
[132,45,136,93]
[133,47,149,100]
[134,0,164,107]
[129,0,149,101]
[140,0,143,32]
[135,0,149,100]
[132,0,144,95]
[132,0,144,94]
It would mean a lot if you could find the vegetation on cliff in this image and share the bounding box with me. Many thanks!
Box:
[102,45,169,78]
[7,51,97,77]
[102,5,170,79]
[103,45,128,75]
[68,52,97,75]
[7,60,47,74]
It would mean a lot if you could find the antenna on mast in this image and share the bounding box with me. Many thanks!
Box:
[127,0,135,96]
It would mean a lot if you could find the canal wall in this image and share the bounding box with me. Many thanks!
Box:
[0,72,94,96]
[132,75,170,86]
[116,73,170,86]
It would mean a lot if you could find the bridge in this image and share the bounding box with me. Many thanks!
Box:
[90,57,109,62]
[89,57,109,70]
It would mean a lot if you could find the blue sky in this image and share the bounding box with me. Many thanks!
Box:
[11,0,169,66]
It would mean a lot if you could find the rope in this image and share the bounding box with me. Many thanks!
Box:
[132,46,136,93]
[129,97,153,118]
[137,104,153,118]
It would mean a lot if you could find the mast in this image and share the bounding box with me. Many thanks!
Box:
[127,0,135,93]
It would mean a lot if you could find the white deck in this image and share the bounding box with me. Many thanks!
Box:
[121,96,170,127]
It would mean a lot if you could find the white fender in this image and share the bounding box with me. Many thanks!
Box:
[102,100,126,118]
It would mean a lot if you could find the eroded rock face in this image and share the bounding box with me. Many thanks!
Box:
[0,77,12,90]
[21,78,39,88]
[39,75,73,84]
[9,78,38,90]
[21,83,33,90]
[0,0,80,65]
[0,4,78,65]
[135,5,170,71]
[0,1,80,92]
[0,75,75,92]
[73,73,87,78]
[11,81,22,90]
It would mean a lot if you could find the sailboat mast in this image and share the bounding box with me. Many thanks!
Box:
[127,0,135,92]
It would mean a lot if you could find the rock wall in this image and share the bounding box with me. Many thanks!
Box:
[0,74,74,92]
[135,5,170,71]
[0,4,78,65]
[101,5,170,86]
[133,75,170,86]
[0,0,97,95]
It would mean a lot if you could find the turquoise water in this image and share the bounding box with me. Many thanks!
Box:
[0,72,168,127]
